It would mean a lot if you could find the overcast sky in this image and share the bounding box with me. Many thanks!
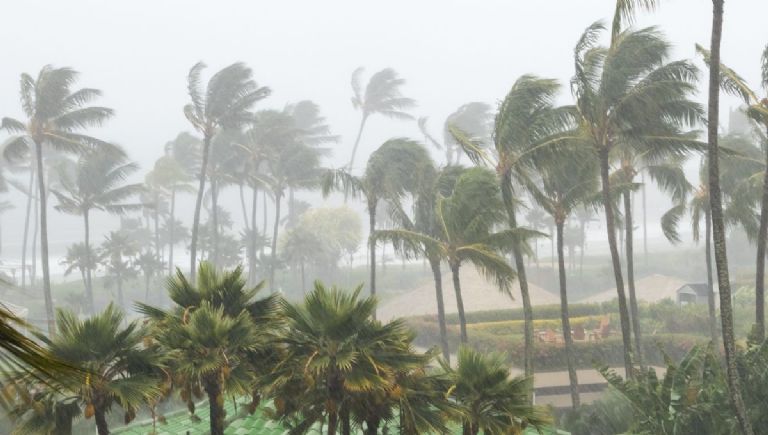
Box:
[1,0,766,260]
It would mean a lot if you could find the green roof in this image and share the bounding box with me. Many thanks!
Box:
[114,399,568,435]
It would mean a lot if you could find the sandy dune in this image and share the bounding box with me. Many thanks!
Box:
[378,265,559,320]
[580,273,688,304]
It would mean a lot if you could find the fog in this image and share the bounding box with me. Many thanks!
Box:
[0,0,766,260]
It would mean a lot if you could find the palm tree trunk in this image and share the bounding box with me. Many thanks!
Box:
[117,275,125,309]
[34,140,54,336]
[168,187,176,276]
[368,199,377,318]
[83,210,94,315]
[500,174,535,378]
[599,147,633,377]
[450,261,468,343]
[300,259,306,295]
[754,137,768,342]
[347,114,368,170]
[623,191,643,366]
[144,272,151,303]
[556,219,580,409]
[239,182,250,232]
[190,134,211,282]
[211,179,220,266]
[430,255,450,361]
[249,185,258,284]
[269,190,282,292]
[707,2,753,432]
[31,190,40,287]
[94,405,109,435]
[20,167,34,289]
[204,378,225,435]
[705,209,718,345]
[364,417,380,435]
[641,171,648,263]
[262,190,268,257]
[153,193,161,263]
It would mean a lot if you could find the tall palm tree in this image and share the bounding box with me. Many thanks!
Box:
[571,21,701,376]
[138,263,278,435]
[457,75,572,377]
[527,148,599,409]
[163,133,201,274]
[2,66,115,335]
[323,138,433,308]
[696,43,768,342]
[348,67,415,169]
[442,347,551,435]
[184,62,270,282]
[98,231,138,309]
[60,242,96,299]
[51,148,143,314]
[134,251,164,303]
[377,167,523,343]
[705,1,753,432]
[613,152,693,366]
[37,304,161,435]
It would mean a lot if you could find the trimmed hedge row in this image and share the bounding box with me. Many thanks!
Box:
[438,303,612,325]
[409,317,703,370]
[467,316,603,335]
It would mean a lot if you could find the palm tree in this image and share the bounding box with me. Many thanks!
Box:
[704,1,753,432]
[2,66,115,335]
[280,225,323,295]
[323,138,433,309]
[377,167,522,343]
[51,148,143,314]
[348,67,415,169]
[60,242,96,299]
[98,231,138,309]
[184,62,270,282]
[134,251,164,303]
[36,304,161,435]
[696,43,768,342]
[613,152,693,366]
[527,148,599,409]
[571,20,701,376]
[138,263,277,435]
[0,200,13,257]
[443,347,551,435]
[269,282,424,435]
[163,133,201,274]
[443,102,492,165]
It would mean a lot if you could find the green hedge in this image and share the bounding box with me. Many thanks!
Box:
[436,303,611,325]
[409,317,703,370]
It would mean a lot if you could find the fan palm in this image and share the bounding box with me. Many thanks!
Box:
[51,148,143,314]
[1,66,116,335]
[137,263,278,435]
[268,282,425,435]
[323,138,434,311]
[527,148,599,409]
[36,304,162,435]
[443,346,551,435]
[348,67,415,169]
[377,167,524,343]
[184,62,270,281]
[570,19,702,376]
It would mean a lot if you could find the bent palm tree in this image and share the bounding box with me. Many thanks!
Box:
[2,66,116,335]
[323,138,433,308]
[528,148,599,409]
[51,148,143,314]
[696,43,768,342]
[377,167,525,343]
[348,67,415,169]
[571,21,701,376]
[184,62,270,281]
